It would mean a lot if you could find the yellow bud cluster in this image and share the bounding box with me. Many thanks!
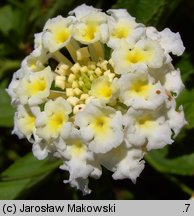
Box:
[53,59,117,113]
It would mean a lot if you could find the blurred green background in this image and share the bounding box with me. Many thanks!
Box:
[0,0,194,200]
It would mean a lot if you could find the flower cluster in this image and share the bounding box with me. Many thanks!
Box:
[7,4,187,194]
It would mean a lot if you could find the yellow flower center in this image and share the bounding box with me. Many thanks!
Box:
[91,116,110,135]
[126,48,152,64]
[70,140,86,157]
[18,114,35,136]
[130,78,152,97]
[48,112,66,130]
[83,24,98,41]
[112,25,130,39]
[91,77,113,100]
[137,116,156,132]
[27,77,47,95]
[54,28,70,44]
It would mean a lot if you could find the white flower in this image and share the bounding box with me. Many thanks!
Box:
[32,141,52,160]
[71,5,108,44]
[58,128,102,194]
[107,9,145,49]
[32,32,47,57]
[42,16,74,53]
[35,97,72,140]
[7,69,24,106]
[112,38,164,74]
[107,9,134,19]
[69,4,101,20]
[164,69,185,97]
[167,105,187,137]
[13,105,36,141]
[97,143,145,182]
[17,66,53,105]
[148,62,174,82]
[7,4,186,194]
[75,101,123,153]
[146,27,185,56]
[90,75,117,103]
[159,28,185,56]
[21,54,46,73]
[111,148,145,182]
[118,70,166,109]
[124,108,173,150]
[61,165,92,195]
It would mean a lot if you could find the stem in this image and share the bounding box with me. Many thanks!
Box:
[145,154,194,197]
[165,174,194,197]
[49,90,66,99]
[66,38,80,63]
[88,42,104,62]
[53,51,72,66]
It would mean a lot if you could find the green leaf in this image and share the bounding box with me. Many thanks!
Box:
[113,0,181,26]
[34,0,76,29]
[0,6,14,35]
[177,90,194,129]
[0,179,30,200]
[177,53,194,83]
[146,146,194,175]
[0,59,20,79]
[0,44,14,57]
[0,89,15,127]
[0,153,61,199]
[0,1,41,43]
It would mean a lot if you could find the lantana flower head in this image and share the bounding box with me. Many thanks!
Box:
[7,4,187,194]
